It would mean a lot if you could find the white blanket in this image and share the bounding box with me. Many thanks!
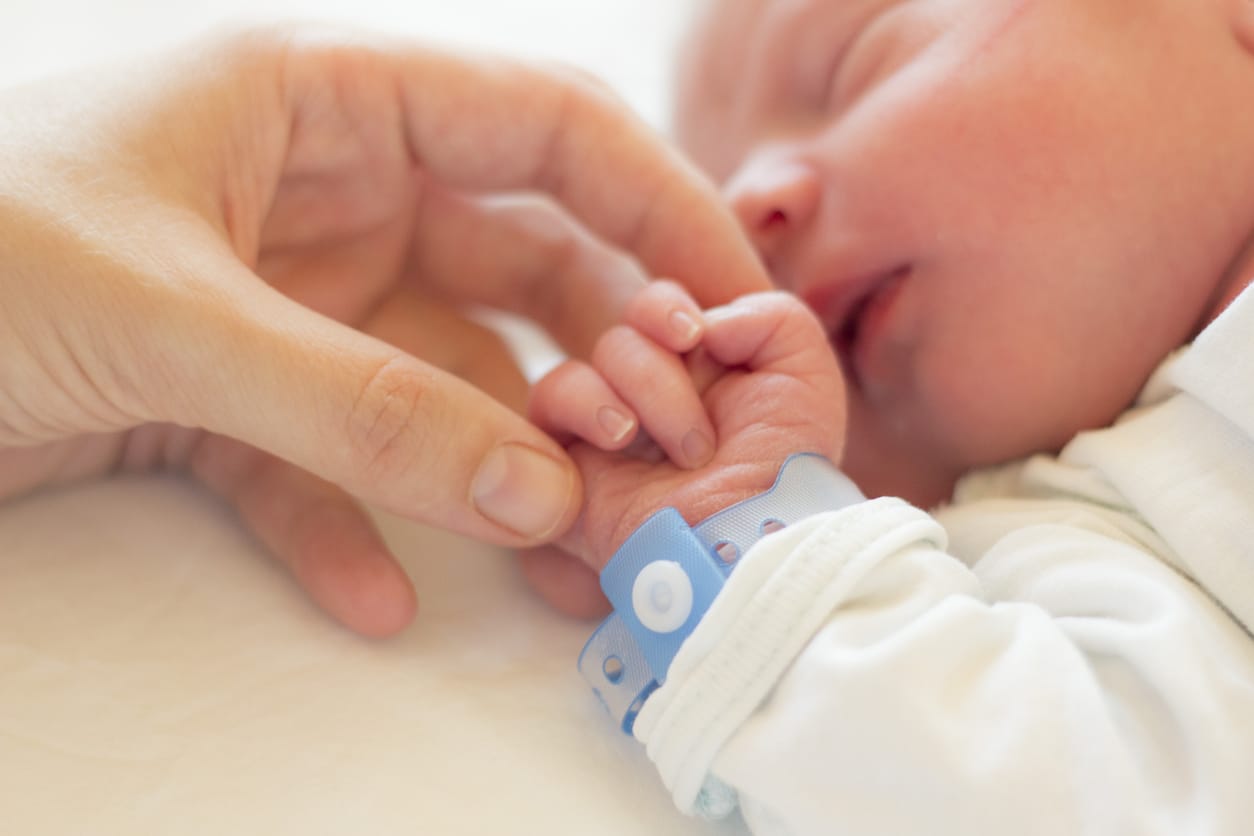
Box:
[0,478,744,833]
[0,1,746,831]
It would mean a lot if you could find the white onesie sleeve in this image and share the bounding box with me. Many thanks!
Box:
[630,284,1254,836]
[631,496,1254,835]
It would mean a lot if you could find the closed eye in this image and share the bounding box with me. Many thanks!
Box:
[823,3,903,112]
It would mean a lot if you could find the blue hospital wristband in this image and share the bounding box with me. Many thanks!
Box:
[577,453,864,734]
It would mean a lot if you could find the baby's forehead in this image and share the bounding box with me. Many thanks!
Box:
[683,0,772,91]
[686,0,826,83]
[675,0,783,172]
[689,0,769,51]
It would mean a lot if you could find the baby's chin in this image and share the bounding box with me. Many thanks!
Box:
[840,430,963,508]
[854,464,959,509]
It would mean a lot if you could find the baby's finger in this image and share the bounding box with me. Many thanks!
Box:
[593,325,716,469]
[529,360,639,450]
[703,291,836,376]
[623,279,705,353]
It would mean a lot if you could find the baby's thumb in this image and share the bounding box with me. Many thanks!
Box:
[155,283,581,546]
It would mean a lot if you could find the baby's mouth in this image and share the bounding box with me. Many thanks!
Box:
[834,292,872,360]
[807,265,911,389]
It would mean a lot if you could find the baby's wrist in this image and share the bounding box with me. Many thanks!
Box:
[577,453,864,734]
[592,452,809,569]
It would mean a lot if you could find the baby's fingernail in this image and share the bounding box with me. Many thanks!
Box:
[681,429,714,467]
[596,405,635,444]
[471,443,574,539]
[669,309,702,344]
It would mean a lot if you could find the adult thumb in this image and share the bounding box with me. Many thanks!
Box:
[154,280,582,546]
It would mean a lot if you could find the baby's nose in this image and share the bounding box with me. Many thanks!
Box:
[723,156,820,266]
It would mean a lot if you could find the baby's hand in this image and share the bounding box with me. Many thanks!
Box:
[528,281,847,579]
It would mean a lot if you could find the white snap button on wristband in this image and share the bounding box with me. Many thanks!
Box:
[631,561,693,634]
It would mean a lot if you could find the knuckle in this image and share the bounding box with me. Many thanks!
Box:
[529,360,579,418]
[207,23,382,106]
[345,355,438,483]
[527,60,633,196]
[775,291,830,337]
[558,359,603,401]
[592,324,637,370]
[747,288,817,326]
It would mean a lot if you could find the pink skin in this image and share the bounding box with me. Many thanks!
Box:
[675,0,1254,507]
[528,279,715,466]
[521,0,1254,614]
[527,282,844,578]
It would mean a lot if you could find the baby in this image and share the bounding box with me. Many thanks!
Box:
[525,1,1254,834]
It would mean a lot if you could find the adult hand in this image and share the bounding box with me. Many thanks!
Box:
[0,27,769,636]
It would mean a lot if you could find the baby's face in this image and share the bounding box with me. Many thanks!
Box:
[677,0,1252,504]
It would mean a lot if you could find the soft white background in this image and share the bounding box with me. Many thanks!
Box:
[0,2,749,834]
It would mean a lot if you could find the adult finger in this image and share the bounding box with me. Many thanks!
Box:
[365,287,530,416]
[187,432,417,637]
[146,251,582,548]
[281,34,772,305]
[406,186,647,360]
[517,545,609,620]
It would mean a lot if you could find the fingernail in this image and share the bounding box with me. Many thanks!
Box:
[471,443,574,539]
[596,405,635,443]
[681,429,714,467]
[669,309,702,344]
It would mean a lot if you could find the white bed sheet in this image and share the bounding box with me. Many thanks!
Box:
[0,2,750,832]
